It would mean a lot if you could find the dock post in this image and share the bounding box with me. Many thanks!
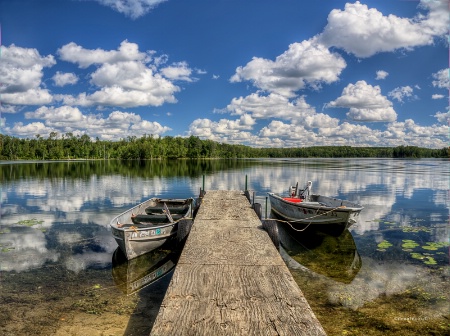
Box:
[265,196,268,219]
[202,174,205,191]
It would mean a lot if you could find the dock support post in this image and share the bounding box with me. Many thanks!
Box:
[265,196,268,219]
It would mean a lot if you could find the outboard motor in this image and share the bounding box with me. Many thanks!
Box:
[305,181,312,200]
[289,182,299,197]
[297,181,312,200]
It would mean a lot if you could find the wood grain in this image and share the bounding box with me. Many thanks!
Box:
[150,190,326,336]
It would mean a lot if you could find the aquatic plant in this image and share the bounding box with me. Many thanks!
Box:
[402,239,419,251]
[17,218,44,227]
[422,242,450,251]
[377,240,393,251]
[410,252,438,265]
[402,226,431,233]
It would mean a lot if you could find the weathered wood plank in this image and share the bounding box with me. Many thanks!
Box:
[179,223,285,266]
[150,190,326,336]
[151,264,325,336]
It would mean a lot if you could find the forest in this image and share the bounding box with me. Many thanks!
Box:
[0,133,448,160]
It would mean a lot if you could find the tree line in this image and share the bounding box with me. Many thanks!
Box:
[0,133,448,160]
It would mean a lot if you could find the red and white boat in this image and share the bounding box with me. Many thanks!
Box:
[268,181,363,232]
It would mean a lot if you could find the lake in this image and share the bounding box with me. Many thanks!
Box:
[0,158,449,335]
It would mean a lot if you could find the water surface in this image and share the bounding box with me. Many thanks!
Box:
[0,159,448,335]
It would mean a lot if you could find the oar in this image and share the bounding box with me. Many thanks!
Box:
[163,203,174,222]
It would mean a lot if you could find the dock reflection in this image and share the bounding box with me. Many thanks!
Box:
[277,222,361,284]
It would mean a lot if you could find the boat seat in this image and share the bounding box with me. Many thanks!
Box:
[145,204,190,215]
[131,213,184,225]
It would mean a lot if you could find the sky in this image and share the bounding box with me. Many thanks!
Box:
[0,0,449,148]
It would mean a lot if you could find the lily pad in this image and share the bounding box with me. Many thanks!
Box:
[411,253,425,260]
[377,240,393,250]
[402,226,431,233]
[422,242,450,250]
[17,218,44,227]
[402,239,419,250]
[424,257,437,265]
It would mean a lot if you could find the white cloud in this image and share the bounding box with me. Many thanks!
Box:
[0,105,20,114]
[57,40,147,68]
[56,41,191,108]
[375,70,389,80]
[1,89,53,105]
[432,68,450,89]
[4,121,56,138]
[230,38,346,97]
[52,72,78,86]
[434,111,449,124]
[388,86,416,103]
[92,0,168,19]
[225,93,316,121]
[318,0,449,58]
[327,80,397,122]
[0,44,55,105]
[431,94,445,99]
[25,105,84,123]
[13,107,170,140]
[130,119,172,134]
[160,62,194,82]
[188,115,256,141]
[0,44,55,94]
[58,85,178,108]
[382,119,448,147]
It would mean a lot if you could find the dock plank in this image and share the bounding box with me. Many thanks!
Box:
[150,190,326,336]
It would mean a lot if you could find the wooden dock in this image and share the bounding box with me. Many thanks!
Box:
[150,190,326,336]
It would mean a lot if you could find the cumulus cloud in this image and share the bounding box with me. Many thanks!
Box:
[318,0,449,57]
[92,0,168,19]
[375,70,389,80]
[327,80,397,122]
[55,41,194,108]
[58,40,147,68]
[16,106,170,140]
[431,94,445,99]
[388,86,417,103]
[1,89,53,106]
[259,120,310,139]
[0,44,55,94]
[0,44,55,105]
[432,68,450,89]
[230,38,346,97]
[52,72,78,86]
[5,121,56,138]
[383,119,447,147]
[160,62,194,82]
[434,111,449,124]
[225,93,316,121]
[188,115,256,140]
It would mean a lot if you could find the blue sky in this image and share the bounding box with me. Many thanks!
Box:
[0,0,448,148]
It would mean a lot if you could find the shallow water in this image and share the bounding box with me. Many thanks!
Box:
[0,159,449,335]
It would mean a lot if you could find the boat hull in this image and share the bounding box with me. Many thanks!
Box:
[268,192,362,232]
[110,198,193,260]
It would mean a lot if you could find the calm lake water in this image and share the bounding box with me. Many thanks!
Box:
[0,159,449,335]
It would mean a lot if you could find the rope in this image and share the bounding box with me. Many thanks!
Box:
[264,205,346,232]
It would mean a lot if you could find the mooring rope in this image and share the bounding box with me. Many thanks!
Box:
[264,205,346,232]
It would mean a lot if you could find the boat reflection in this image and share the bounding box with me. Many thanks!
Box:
[112,242,182,295]
[277,221,361,284]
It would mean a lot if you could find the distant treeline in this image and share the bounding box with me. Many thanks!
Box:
[0,133,448,160]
